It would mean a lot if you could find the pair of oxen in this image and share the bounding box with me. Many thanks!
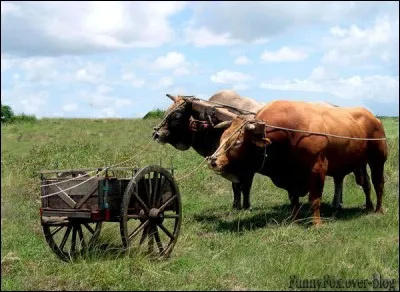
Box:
[152,90,388,225]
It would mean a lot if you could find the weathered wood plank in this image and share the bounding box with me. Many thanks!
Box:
[54,184,77,208]
[42,210,91,218]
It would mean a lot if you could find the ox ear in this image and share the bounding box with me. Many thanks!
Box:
[166,94,176,101]
[214,120,233,129]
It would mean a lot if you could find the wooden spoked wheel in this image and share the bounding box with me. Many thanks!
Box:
[42,217,102,262]
[120,165,182,258]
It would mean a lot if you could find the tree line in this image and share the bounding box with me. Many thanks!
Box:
[1,104,37,123]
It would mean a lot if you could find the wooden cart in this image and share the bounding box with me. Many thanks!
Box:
[39,165,182,262]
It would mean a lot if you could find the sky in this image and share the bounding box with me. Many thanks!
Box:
[1,1,399,118]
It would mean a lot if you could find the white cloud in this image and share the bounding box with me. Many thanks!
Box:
[210,70,253,91]
[75,63,105,83]
[1,1,186,57]
[260,67,399,104]
[184,26,241,47]
[234,56,250,65]
[62,103,78,112]
[98,107,119,118]
[154,77,174,89]
[80,85,133,110]
[186,2,396,44]
[121,73,146,88]
[148,52,191,76]
[260,47,308,63]
[321,15,399,70]
[154,52,186,69]
[211,70,252,84]
[2,88,49,117]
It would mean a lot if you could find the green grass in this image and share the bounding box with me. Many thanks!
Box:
[1,117,399,291]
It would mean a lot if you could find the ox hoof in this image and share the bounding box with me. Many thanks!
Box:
[375,207,385,214]
[232,203,241,210]
[242,204,252,211]
[364,204,374,213]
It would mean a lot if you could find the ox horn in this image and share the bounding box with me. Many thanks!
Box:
[214,121,233,129]
[166,94,176,101]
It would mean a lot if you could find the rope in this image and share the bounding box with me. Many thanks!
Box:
[41,139,154,198]
[153,100,187,131]
[207,121,250,160]
[175,158,208,181]
[40,169,99,187]
[262,122,387,141]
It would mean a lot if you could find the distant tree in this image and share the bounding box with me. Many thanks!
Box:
[1,104,15,123]
[143,109,166,119]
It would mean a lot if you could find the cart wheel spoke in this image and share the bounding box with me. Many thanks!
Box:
[77,224,86,248]
[59,225,73,251]
[154,227,164,254]
[82,223,95,234]
[159,194,178,212]
[147,174,153,206]
[134,192,150,214]
[70,225,77,254]
[50,225,64,236]
[148,226,155,254]
[129,220,149,241]
[139,224,149,245]
[158,223,174,240]
[150,172,157,207]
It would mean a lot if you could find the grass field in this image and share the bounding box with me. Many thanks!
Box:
[1,117,399,291]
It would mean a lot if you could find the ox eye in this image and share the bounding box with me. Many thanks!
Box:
[234,140,242,147]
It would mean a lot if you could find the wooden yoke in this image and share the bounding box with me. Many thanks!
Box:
[182,97,238,122]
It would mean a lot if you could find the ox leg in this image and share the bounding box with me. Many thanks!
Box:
[332,176,344,217]
[309,160,327,226]
[289,192,300,221]
[232,182,242,210]
[241,174,254,210]
[355,165,373,211]
[332,176,344,210]
[370,162,385,214]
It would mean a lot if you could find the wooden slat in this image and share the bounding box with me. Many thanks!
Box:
[75,187,98,209]
[54,184,77,208]
[42,210,91,218]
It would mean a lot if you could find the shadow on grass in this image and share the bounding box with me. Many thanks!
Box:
[192,202,370,233]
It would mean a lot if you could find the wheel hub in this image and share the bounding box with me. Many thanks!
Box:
[149,208,164,224]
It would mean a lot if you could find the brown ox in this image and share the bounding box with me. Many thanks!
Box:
[208,100,388,225]
[152,90,264,209]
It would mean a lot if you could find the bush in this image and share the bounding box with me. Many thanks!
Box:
[1,104,14,123]
[12,113,37,123]
[143,109,165,119]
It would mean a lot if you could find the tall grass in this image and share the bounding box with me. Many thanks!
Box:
[1,117,399,291]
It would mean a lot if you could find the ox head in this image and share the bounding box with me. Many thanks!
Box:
[152,94,194,151]
[207,117,271,174]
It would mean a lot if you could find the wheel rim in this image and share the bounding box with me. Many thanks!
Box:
[42,217,102,262]
[120,165,182,258]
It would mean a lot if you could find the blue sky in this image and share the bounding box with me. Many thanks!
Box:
[1,1,399,118]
